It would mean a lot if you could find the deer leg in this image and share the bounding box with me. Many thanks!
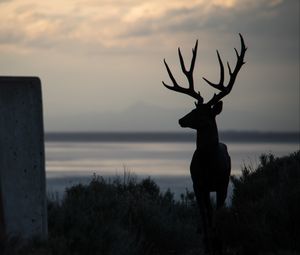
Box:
[212,188,229,255]
[198,190,213,254]
[192,181,210,253]
[216,187,228,209]
[204,191,213,227]
[193,183,204,232]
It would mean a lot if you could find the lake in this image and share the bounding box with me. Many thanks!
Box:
[45,132,299,200]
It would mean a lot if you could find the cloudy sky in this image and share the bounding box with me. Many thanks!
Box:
[0,0,299,132]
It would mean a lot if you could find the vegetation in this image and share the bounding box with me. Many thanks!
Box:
[218,151,300,254]
[0,151,299,254]
[1,173,201,255]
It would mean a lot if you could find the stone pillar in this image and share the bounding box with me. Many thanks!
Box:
[0,76,47,240]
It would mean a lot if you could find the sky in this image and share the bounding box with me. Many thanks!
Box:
[0,0,299,132]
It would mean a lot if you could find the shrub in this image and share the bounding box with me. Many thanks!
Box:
[219,151,300,254]
[46,175,201,255]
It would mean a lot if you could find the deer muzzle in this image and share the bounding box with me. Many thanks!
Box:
[178,117,187,128]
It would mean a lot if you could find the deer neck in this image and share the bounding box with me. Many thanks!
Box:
[196,121,219,150]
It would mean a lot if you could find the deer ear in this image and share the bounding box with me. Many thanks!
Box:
[212,101,223,115]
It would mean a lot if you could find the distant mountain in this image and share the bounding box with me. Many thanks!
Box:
[45,101,299,133]
[46,102,186,132]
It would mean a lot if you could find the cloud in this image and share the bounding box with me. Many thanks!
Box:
[0,0,13,3]
[0,0,296,54]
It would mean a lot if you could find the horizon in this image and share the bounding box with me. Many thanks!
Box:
[44,130,300,143]
[44,130,300,135]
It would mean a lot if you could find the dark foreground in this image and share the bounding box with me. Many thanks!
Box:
[1,151,299,255]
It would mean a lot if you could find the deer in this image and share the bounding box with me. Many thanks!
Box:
[162,34,247,253]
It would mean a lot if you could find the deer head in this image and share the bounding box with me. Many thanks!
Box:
[162,34,247,130]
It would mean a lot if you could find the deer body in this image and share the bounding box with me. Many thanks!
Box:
[162,34,246,253]
[191,141,231,202]
[179,102,231,206]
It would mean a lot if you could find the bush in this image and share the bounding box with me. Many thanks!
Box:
[218,151,300,254]
[46,175,200,255]
[1,174,202,255]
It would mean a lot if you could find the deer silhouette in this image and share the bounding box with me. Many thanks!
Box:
[162,34,247,253]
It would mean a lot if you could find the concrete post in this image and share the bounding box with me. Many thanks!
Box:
[0,76,47,240]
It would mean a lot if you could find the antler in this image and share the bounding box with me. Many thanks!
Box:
[162,40,204,104]
[203,33,247,106]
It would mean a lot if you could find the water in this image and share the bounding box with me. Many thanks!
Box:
[45,134,299,199]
